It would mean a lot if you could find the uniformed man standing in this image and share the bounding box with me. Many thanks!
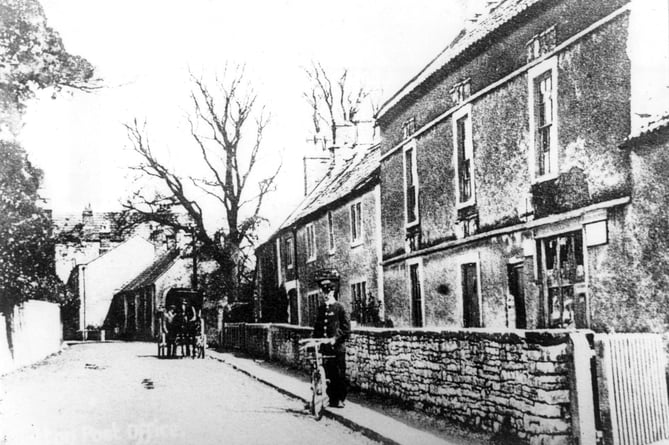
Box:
[313,278,351,408]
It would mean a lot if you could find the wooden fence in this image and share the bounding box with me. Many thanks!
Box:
[596,333,669,445]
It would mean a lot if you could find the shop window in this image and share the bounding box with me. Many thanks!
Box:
[537,230,588,329]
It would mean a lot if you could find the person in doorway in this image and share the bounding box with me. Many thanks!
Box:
[312,278,350,408]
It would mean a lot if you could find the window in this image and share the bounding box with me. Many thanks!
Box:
[450,78,471,104]
[350,201,362,245]
[350,281,367,323]
[529,57,558,181]
[285,237,294,269]
[275,238,282,282]
[327,211,335,253]
[401,117,416,139]
[306,291,320,327]
[408,261,423,327]
[403,142,419,226]
[461,262,481,328]
[306,223,316,262]
[537,230,587,329]
[526,25,557,63]
[453,104,474,207]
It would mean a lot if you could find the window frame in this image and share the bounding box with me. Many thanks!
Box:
[459,252,482,328]
[350,200,363,247]
[285,236,294,270]
[407,257,425,328]
[327,210,335,254]
[305,223,317,263]
[350,279,368,323]
[528,57,559,183]
[403,140,420,228]
[452,103,475,208]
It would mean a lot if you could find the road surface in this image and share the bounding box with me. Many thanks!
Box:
[0,342,380,445]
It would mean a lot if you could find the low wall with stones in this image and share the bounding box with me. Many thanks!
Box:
[222,323,589,445]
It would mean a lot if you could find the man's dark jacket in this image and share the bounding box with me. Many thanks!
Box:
[313,301,350,353]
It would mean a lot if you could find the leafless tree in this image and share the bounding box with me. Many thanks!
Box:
[303,61,371,148]
[123,66,280,302]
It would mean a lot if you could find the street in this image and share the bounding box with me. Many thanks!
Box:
[0,343,380,445]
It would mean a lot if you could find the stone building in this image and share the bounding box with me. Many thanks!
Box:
[53,206,191,284]
[375,0,669,331]
[254,142,382,326]
[106,249,192,339]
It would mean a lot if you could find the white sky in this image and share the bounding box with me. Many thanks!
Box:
[20,0,483,238]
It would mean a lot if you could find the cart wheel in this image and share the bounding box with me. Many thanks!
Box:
[311,366,327,420]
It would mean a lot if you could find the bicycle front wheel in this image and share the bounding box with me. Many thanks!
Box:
[311,366,327,420]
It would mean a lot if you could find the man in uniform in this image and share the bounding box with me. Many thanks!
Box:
[312,278,350,408]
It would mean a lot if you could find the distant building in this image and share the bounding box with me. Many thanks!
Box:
[53,205,189,283]
[67,235,156,339]
[106,249,192,340]
[255,142,382,327]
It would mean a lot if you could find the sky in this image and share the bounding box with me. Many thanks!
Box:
[19,0,485,239]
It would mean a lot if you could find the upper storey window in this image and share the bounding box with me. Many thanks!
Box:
[450,78,471,105]
[403,141,419,227]
[528,57,558,182]
[526,26,557,63]
[306,223,316,262]
[453,104,474,207]
[402,117,416,139]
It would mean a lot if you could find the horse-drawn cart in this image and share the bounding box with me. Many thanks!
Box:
[157,288,206,359]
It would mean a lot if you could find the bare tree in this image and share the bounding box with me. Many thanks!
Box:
[123,66,279,302]
[303,61,371,148]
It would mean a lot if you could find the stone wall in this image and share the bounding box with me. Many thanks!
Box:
[0,300,63,375]
[222,323,591,445]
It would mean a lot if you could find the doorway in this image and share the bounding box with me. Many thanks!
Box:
[507,263,527,329]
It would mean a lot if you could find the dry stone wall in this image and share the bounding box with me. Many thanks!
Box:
[222,323,579,445]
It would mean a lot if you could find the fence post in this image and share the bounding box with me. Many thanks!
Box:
[569,331,597,445]
[267,325,273,361]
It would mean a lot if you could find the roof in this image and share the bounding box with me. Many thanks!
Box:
[276,143,380,234]
[118,249,181,293]
[52,210,122,241]
[377,0,545,120]
[620,115,669,149]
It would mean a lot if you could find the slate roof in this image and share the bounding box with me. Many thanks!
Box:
[118,249,181,293]
[620,115,669,148]
[377,0,545,120]
[52,211,121,240]
[278,143,380,232]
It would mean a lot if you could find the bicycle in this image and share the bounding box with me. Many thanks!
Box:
[299,338,335,420]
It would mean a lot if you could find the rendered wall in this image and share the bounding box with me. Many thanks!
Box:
[0,300,62,375]
[79,236,155,329]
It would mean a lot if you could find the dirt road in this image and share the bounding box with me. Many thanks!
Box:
[0,342,380,445]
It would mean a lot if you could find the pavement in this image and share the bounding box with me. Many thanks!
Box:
[206,348,476,445]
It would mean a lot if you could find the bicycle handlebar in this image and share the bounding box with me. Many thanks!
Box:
[298,338,334,350]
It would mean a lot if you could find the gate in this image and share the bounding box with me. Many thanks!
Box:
[595,333,669,445]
